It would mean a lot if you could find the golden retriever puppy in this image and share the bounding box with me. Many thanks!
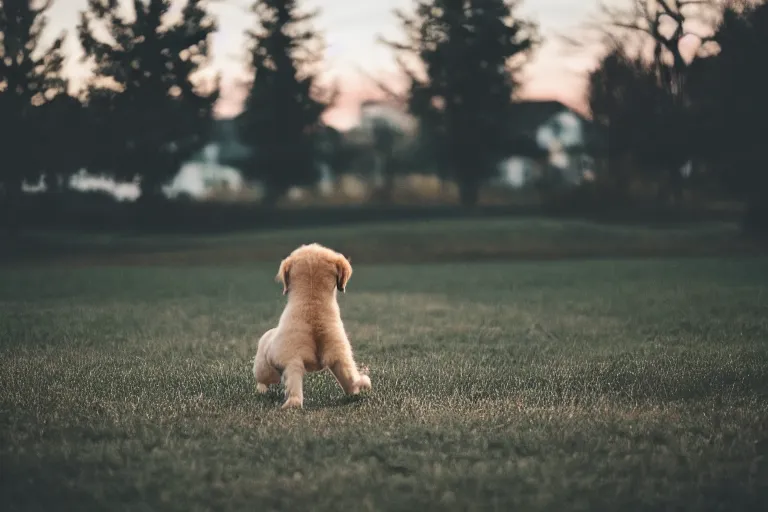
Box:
[252,243,371,409]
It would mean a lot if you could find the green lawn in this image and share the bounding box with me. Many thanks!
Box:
[10,216,763,265]
[1,220,768,511]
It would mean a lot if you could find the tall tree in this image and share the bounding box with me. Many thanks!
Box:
[703,0,768,232]
[0,0,68,233]
[36,92,87,194]
[387,0,538,206]
[588,46,648,199]
[78,0,219,201]
[598,1,718,91]
[589,0,720,204]
[240,0,332,204]
[588,44,683,202]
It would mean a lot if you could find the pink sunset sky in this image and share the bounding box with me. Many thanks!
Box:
[47,0,631,129]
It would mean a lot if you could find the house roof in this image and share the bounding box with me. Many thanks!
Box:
[509,100,574,125]
[507,100,588,136]
[506,100,605,154]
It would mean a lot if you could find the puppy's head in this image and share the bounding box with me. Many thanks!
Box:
[276,244,352,296]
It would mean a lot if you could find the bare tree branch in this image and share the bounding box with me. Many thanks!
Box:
[684,32,717,43]
[658,0,684,22]
[377,34,413,53]
[611,21,654,35]
[597,0,719,56]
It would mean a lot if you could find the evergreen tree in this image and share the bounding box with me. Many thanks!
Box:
[78,0,219,200]
[0,0,68,232]
[388,0,538,206]
[240,0,331,204]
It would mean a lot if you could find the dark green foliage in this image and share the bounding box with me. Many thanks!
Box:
[587,47,661,198]
[588,45,697,205]
[703,1,768,232]
[78,0,219,200]
[0,0,68,232]
[389,0,538,206]
[588,1,722,206]
[36,92,88,193]
[239,0,331,203]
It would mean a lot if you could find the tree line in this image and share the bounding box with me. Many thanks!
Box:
[0,0,330,223]
[0,0,538,225]
[586,0,768,232]
[1,0,767,233]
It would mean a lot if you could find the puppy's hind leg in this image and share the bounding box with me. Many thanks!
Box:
[253,328,280,393]
[254,361,280,394]
[281,359,306,409]
[253,352,281,394]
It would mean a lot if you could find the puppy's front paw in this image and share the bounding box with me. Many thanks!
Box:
[355,374,371,393]
[281,396,303,409]
[256,383,269,394]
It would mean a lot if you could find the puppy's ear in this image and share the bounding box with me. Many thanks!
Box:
[336,254,352,293]
[276,256,292,295]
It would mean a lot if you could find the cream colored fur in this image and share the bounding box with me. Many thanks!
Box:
[252,243,371,409]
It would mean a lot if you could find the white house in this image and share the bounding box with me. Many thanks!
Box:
[58,119,256,202]
[30,100,603,202]
[496,100,600,189]
[163,143,246,200]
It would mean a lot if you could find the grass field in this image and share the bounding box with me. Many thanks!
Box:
[6,216,764,266]
[2,218,768,511]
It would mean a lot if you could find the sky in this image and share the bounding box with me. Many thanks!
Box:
[46,0,613,130]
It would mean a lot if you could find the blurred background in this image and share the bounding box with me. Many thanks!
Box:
[0,0,766,252]
[3,6,768,509]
